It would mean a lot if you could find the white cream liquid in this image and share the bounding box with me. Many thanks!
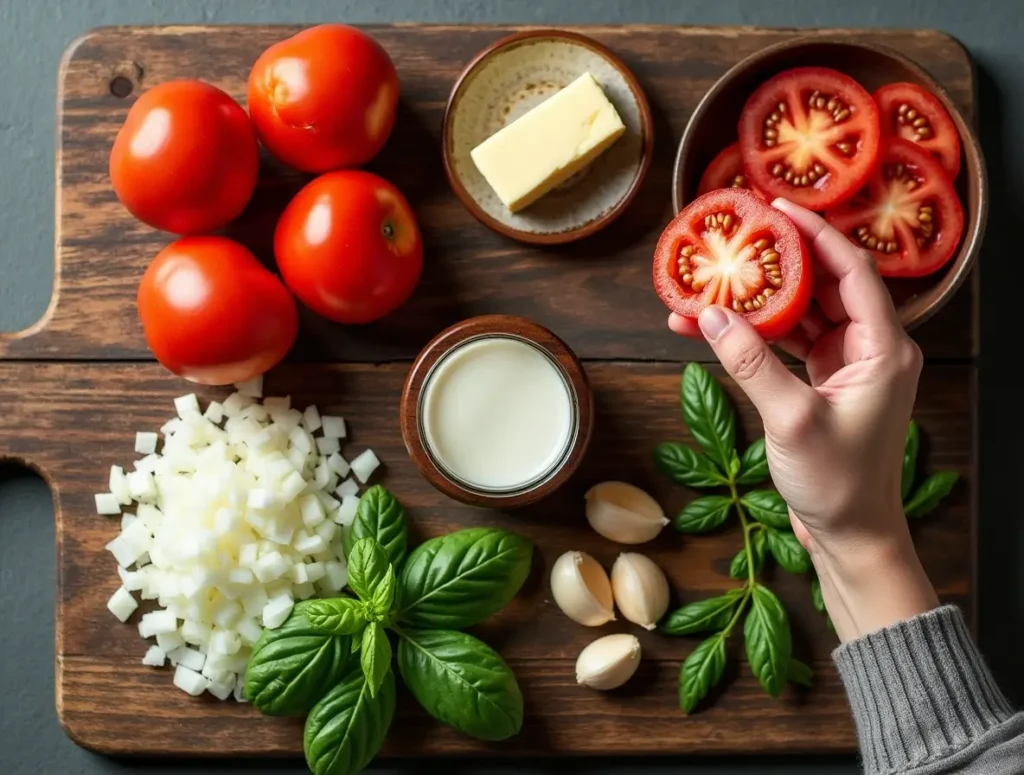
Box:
[421,336,575,491]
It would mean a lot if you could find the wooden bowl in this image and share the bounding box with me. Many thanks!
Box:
[400,315,594,508]
[672,37,987,331]
[442,30,654,244]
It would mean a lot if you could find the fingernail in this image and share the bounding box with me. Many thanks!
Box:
[698,306,730,341]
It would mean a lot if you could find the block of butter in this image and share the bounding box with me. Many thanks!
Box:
[470,73,627,213]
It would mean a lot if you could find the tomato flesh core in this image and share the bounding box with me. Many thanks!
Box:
[825,138,964,278]
[654,189,812,340]
[740,68,880,210]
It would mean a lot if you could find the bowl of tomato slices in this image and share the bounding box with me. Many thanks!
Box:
[668,37,986,333]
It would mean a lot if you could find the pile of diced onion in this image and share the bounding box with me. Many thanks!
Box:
[98,376,380,700]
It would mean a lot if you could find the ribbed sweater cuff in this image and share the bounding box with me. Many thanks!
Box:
[833,605,1015,775]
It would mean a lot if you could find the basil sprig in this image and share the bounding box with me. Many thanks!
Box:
[659,365,961,713]
[657,364,811,713]
[246,486,532,775]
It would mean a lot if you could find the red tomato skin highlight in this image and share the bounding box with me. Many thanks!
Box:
[247,24,399,172]
[110,80,258,235]
[274,170,423,324]
[653,189,812,341]
[137,237,298,385]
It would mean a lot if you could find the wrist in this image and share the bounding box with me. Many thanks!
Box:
[811,528,939,642]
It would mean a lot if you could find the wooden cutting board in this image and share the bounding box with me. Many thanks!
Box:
[0,25,976,758]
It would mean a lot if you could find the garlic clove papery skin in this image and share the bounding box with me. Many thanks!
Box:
[611,552,670,630]
[576,633,642,690]
[585,481,668,544]
[550,550,616,626]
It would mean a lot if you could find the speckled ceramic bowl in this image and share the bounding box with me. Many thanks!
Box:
[443,30,653,244]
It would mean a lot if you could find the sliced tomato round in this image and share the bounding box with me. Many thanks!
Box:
[874,82,961,179]
[653,189,812,340]
[697,143,767,199]
[825,138,964,278]
[738,67,881,211]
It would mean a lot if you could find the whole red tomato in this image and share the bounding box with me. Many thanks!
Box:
[138,237,298,385]
[110,80,259,234]
[275,170,422,324]
[247,24,399,172]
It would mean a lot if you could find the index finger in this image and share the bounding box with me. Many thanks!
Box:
[773,198,900,329]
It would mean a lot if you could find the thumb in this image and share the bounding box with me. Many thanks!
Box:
[698,306,815,427]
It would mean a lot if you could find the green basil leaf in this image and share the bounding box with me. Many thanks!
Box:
[743,584,792,697]
[810,577,825,614]
[306,597,368,637]
[398,629,522,741]
[904,471,959,519]
[736,437,769,485]
[729,528,766,579]
[741,489,790,530]
[244,601,350,716]
[347,538,391,602]
[674,495,733,533]
[661,589,744,635]
[678,633,726,714]
[360,621,391,699]
[370,566,396,618]
[766,529,811,574]
[303,660,395,775]
[343,485,408,568]
[654,443,728,487]
[397,528,532,629]
[788,658,813,688]
[681,363,736,472]
[901,421,920,502]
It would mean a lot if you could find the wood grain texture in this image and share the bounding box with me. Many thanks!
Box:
[0,361,974,756]
[0,24,977,362]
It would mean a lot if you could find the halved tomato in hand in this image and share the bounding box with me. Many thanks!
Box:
[138,237,298,385]
[110,80,258,234]
[738,67,881,211]
[275,170,423,324]
[825,138,964,278]
[697,143,767,199]
[874,82,961,178]
[248,24,399,172]
[653,189,812,340]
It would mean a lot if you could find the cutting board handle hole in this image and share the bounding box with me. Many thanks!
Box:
[109,76,133,99]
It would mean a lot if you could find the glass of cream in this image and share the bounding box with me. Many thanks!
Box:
[401,316,593,507]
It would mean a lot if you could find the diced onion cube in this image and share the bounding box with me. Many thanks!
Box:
[336,478,360,498]
[316,437,340,456]
[139,610,178,638]
[315,520,337,543]
[120,512,137,530]
[234,376,263,397]
[236,617,263,645]
[263,396,291,412]
[302,404,322,433]
[263,593,294,629]
[326,452,350,478]
[315,491,340,512]
[182,619,213,646]
[291,563,309,584]
[203,401,224,424]
[126,470,158,502]
[135,431,159,455]
[95,493,122,516]
[107,586,138,622]
[294,534,326,555]
[254,552,289,583]
[238,544,258,567]
[323,561,348,593]
[142,645,166,667]
[173,665,210,696]
[109,465,132,504]
[156,630,185,653]
[321,416,346,439]
[295,581,316,600]
[207,679,235,701]
[174,394,201,418]
[208,629,241,656]
[350,450,380,483]
[299,494,326,528]
[280,471,306,501]
[303,562,326,582]
[336,495,360,526]
[106,536,143,568]
[169,646,206,671]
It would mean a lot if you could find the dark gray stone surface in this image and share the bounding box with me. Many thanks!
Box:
[1,1,1021,773]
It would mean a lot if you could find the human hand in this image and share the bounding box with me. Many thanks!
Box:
[669,199,938,640]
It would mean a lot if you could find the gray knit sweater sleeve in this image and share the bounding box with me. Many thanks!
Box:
[833,605,1024,774]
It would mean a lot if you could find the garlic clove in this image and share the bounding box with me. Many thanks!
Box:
[575,633,642,690]
[550,550,615,626]
[610,552,670,630]
[585,481,668,544]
